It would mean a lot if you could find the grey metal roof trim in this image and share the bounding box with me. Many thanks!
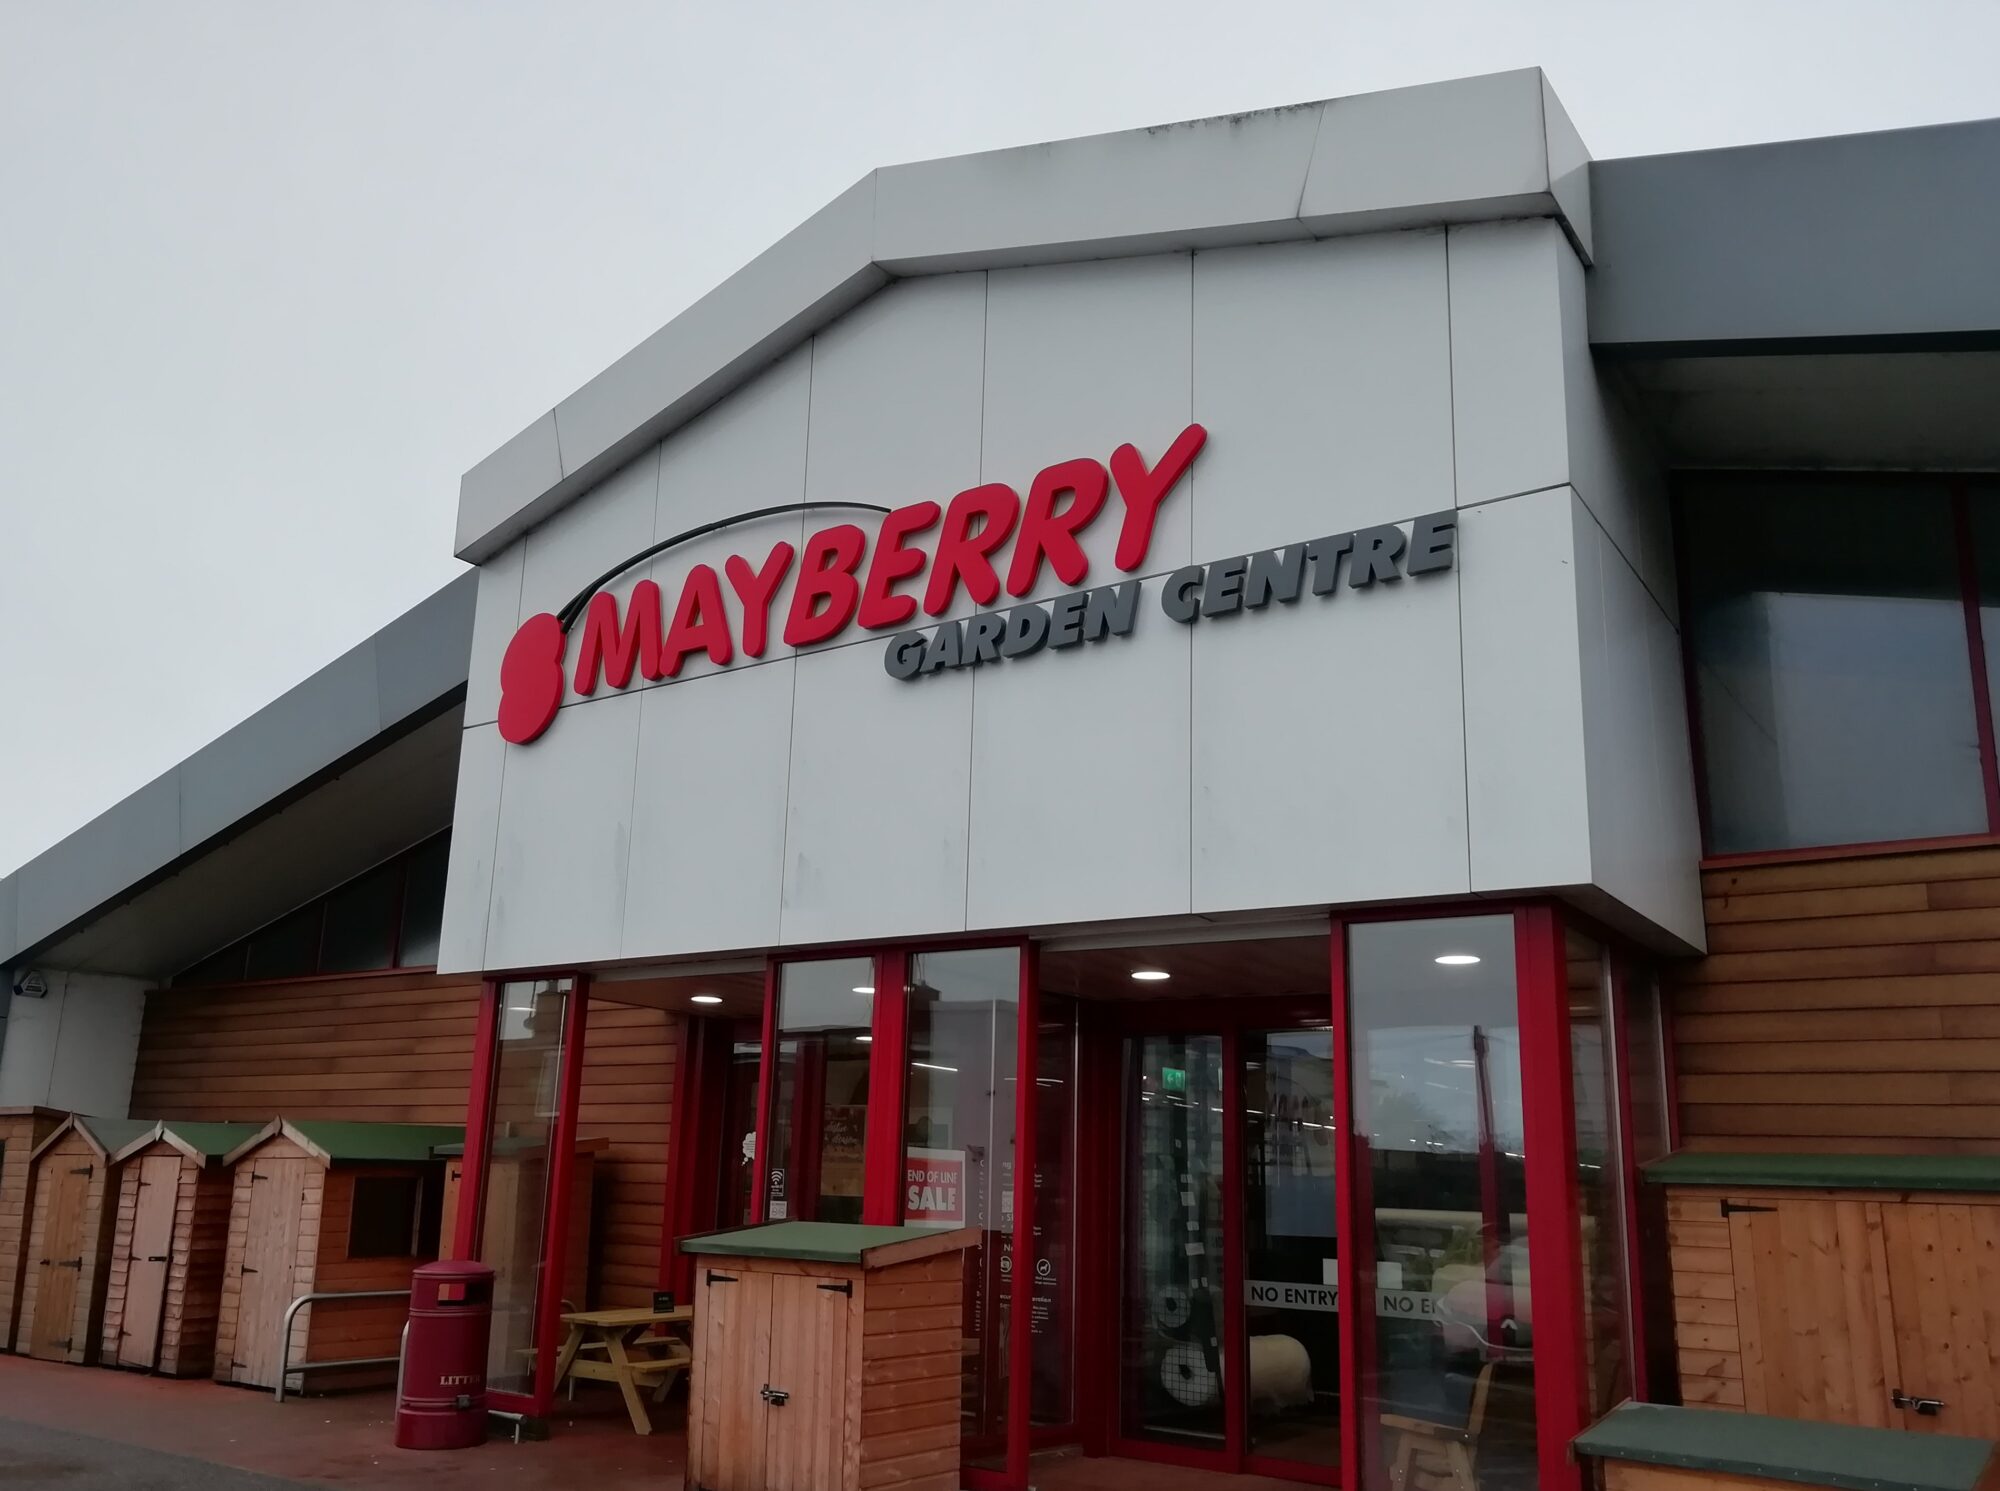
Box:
[0,571,477,968]
[454,66,1593,562]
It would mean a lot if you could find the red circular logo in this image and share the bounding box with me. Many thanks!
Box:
[497,613,566,744]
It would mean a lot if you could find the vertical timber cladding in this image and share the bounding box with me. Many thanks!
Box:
[0,1108,64,1351]
[1670,844,2000,1152]
[131,973,678,1309]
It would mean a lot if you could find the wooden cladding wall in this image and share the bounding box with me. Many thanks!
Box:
[131,976,677,1310]
[1672,844,2000,1153]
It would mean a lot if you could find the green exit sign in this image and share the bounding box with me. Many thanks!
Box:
[1162,1066,1187,1094]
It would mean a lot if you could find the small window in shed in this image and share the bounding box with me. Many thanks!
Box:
[348,1174,425,1259]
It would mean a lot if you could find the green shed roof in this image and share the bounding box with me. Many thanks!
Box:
[290,1121,462,1162]
[75,1116,160,1156]
[1575,1403,1995,1491]
[1645,1151,2000,1194]
[681,1221,966,1265]
[157,1122,266,1160]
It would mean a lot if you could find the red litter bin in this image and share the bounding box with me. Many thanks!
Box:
[395,1260,494,1450]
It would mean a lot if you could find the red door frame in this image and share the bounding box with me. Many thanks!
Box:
[457,972,593,1421]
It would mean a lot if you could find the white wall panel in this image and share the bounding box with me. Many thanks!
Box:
[645,346,812,685]
[0,971,145,1115]
[623,660,794,957]
[1447,221,1568,509]
[1461,488,1592,893]
[1191,232,1453,556]
[980,255,1193,604]
[781,639,972,946]
[436,723,506,975]
[803,274,988,631]
[485,688,642,971]
[967,615,1191,930]
[1194,547,1468,913]
[517,443,661,636]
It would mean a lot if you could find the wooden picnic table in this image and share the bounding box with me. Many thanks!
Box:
[552,1305,694,1434]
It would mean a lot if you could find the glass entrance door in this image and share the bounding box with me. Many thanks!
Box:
[1114,1018,1340,1484]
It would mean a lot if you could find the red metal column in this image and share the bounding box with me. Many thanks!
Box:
[532,975,592,1413]
[750,959,779,1223]
[453,980,501,1260]
[1331,919,1369,1491]
[1516,906,1588,1491]
[862,948,910,1226]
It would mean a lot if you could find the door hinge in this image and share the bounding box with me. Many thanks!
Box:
[52,1338,71,1350]
[817,1280,853,1297]
[57,1258,82,1271]
[760,1384,789,1406]
[1720,1200,1778,1217]
[1894,1389,1945,1416]
[706,1270,737,1285]
[241,1266,259,1275]
[251,1172,269,1182]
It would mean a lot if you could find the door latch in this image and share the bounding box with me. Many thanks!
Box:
[145,1254,169,1263]
[1893,1389,1944,1416]
[760,1385,789,1406]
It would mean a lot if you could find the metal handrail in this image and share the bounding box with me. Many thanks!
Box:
[273,1288,411,1403]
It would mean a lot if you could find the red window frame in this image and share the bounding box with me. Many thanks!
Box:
[1678,472,2000,864]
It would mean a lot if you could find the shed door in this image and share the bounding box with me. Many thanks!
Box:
[1878,1200,2000,1438]
[28,1155,93,1360]
[761,1272,853,1491]
[232,1158,307,1389]
[1726,1194,1901,1427]
[120,1155,182,1369]
[695,1269,773,1491]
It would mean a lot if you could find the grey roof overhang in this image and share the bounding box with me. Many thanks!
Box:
[0,571,475,976]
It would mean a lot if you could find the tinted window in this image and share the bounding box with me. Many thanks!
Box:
[1682,481,1986,853]
[176,943,247,987]
[320,863,399,973]
[242,904,322,982]
[396,834,449,967]
[348,1173,424,1259]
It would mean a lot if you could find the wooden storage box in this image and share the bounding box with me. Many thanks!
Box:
[100,1121,262,1375]
[0,1105,65,1352]
[1576,1401,2000,1491]
[683,1221,978,1491]
[1652,1153,2000,1437]
[14,1116,155,1362]
[213,1119,460,1391]
[437,1134,605,1310]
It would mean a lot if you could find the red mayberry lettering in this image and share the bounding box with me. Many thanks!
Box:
[575,580,664,694]
[857,501,941,629]
[497,612,566,745]
[1006,458,1109,596]
[660,564,735,676]
[725,541,795,659]
[924,484,1019,616]
[782,524,867,647]
[1110,423,1207,571]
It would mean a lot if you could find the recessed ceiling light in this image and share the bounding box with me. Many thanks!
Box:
[1130,969,1171,982]
[690,994,722,1005]
[853,985,875,995]
[1435,954,1481,967]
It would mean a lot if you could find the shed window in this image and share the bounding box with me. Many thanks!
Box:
[348,1174,424,1258]
[1681,478,1997,854]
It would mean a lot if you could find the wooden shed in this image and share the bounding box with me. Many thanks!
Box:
[14,1115,156,1363]
[213,1119,460,1392]
[98,1121,263,1376]
[0,1105,65,1353]
[683,1221,978,1491]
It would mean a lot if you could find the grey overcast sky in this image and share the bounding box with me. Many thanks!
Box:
[2,0,1996,874]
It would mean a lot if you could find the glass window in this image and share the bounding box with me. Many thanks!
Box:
[176,942,247,987]
[1348,914,1534,1491]
[319,863,399,974]
[1030,993,1077,1431]
[765,958,874,1224]
[396,834,450,967]
[348,1173,426,1258]
[479,977,571,1396]
[243,904,322,981]
[1682,480,1985,853]
[903,947,1020,1472]
[1621,965,1672,1167]
[1567,933,1630,1416]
